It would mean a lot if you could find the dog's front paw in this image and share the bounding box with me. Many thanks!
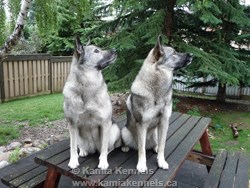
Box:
[158,159,169,170]
[136,162,147,173]
[68,159,79,169]
[98,159,109,170]
[121,146,130,152]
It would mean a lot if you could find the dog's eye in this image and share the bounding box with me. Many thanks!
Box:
[94,49,99,53]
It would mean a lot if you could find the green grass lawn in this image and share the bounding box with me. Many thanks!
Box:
[208,112,250,154]
[211,112,250,177]
[0,94,64,145]
[190,110,250,176]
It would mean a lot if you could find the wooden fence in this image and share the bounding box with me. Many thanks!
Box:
[173,76,250,99]
[1,54,249,103]
[0,54,72,102]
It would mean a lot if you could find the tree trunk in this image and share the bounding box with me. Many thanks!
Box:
[216,82,226,103]
[165,0,177,43]
[0,0,33,62]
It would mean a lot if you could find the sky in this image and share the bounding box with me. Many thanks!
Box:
[242,0,250,5]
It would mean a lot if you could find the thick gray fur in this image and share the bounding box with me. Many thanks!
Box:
[63,37,121,170]
[121,35,193,172]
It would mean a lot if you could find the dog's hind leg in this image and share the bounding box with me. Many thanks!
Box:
[68,123,79,169]
[79,147,87,157]
[108,123,121,153]
[77,136,88,157]
[98,121,111,170]
[121,127,134,152]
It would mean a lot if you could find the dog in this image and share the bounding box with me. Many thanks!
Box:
[121,35,193,172]
[63,37,121,170]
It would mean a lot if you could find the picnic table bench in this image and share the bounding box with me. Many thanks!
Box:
[1,112,249,188]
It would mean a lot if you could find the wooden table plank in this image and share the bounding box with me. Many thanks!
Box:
[167,114,191,137]
[19,171,47,188]
[203,151,227,188]
[100,153,139,185]
[2,162,40,184]
[46,149,70,166]
[2,139,69,185]
[90,149,136,182]
[9,166,47,187]
[145,117,211,188]
[56,151,95,177]
[234,152,249,188]
[54,146,136,183]
[146,116,200,187]
[113,113,126,123]
[169,112,182,123]
[121,114,193,188]
[121,152,158,188]
[219,152,239,188]
[35,139,70,165]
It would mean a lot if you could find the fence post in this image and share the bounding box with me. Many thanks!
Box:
[0,61,5,103]
[49,55,53,94]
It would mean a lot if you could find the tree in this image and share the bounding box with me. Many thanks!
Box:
[80,0,250,99]
[176,0,250,102]
[0,0,33,62]
[0,0,6,46]
[41,0,90,55]
[1,0,249,102]
[77,1,169,91]
[0,0,63,56]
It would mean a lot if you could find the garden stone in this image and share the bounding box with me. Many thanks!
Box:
[32,140,41,147]
[19,147,41,158]
[54,134,68,141]
[49,134,68,145]
[0,152,11,161]
[23,138,32,144]
[0,161,9,169]
[23,143,33,148]
[0,146,6,154]
[6,142,22,151]
[32,140,48,149]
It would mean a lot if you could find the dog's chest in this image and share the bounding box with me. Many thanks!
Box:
[142,102,165,122]
[78,96,112,126]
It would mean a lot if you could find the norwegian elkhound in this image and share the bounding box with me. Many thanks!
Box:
[121,35,193,172]
[63,37,121,170]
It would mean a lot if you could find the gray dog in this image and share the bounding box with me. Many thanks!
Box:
[63,37,121,169]
[121,35,193,172]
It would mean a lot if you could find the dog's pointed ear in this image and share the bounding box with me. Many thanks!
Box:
[86,38,91,46]
[75,36,84,55]
[153,35,164,61]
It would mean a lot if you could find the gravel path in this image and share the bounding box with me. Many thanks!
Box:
[13,119,69,144]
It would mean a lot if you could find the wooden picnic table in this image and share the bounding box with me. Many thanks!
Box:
[34,112,213,188]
